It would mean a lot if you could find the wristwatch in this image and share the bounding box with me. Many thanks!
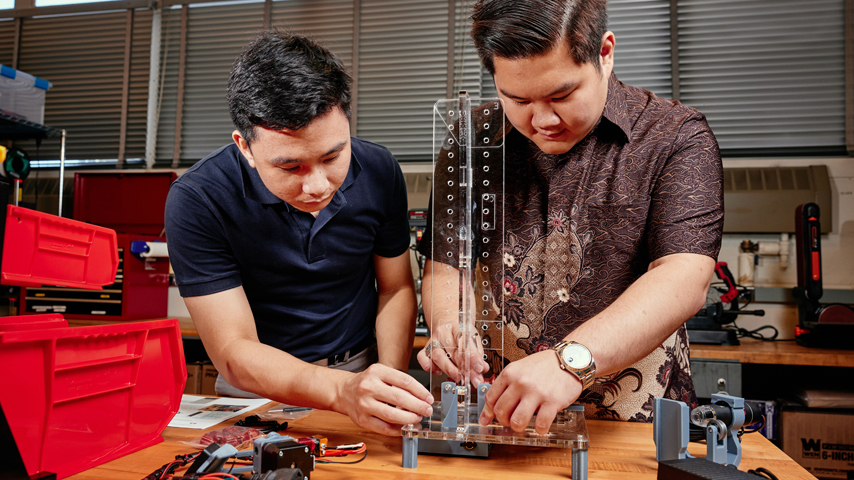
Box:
[552,341,596,390]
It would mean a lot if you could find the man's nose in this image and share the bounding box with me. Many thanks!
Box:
[531,103,560,130]
[302,168,329,196]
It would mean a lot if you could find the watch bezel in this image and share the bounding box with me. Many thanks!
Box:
[560,343,593,369]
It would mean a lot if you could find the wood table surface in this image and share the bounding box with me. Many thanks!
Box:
[67,406,816,480]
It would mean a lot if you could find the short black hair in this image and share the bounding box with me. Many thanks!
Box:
[227,29,352,143]
[471,0,608,75]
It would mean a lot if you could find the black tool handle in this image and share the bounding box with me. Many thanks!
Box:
[795,203,822,301]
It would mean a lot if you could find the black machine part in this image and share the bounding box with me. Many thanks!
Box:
[253,469,305,480]
[690,401,763,431]
[792,203,854,349]
[259,439,314,479]
[658,458,767,480]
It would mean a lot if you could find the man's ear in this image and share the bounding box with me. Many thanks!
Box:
[232,130,256,168]
[600,31,615,74]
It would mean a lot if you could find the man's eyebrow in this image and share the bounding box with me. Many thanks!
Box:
[499,81,579,100]
[268,140,348,166]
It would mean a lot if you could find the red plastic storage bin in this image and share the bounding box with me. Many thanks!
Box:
[0,312,67,331]
[1,205,118,289]
[0,316,186,479]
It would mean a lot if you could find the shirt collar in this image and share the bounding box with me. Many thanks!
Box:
[599,72,633,143]
[238,139,361,211]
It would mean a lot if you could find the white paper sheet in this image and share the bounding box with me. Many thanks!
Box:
[168,394,273,429]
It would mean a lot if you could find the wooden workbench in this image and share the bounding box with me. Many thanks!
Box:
[690,338,854,367]
[66,407,816,480]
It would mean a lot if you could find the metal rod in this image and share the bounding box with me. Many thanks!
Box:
[58,129,66,217]
[145,4,162,169]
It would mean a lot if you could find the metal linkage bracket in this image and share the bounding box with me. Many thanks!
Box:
[653,394,745,468]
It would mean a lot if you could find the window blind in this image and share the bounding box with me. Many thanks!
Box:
[356,0,448,162]
[178,1,264,164]
[609,0,672,99]
[0,18,14,67]
[271,0,354,71]
[677,0,846,151]
[16,11,130,161]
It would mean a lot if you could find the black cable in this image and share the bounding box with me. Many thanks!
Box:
[747,467,779,480]
[732,322,778,341]
[143,452,200,480]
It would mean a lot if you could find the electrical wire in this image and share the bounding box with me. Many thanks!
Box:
[732,321,779,341]
[143,452,201,480]
[199,473,241,480]
[322,444,367,457]
[315,450,368,464]
[747,467,779,480]
[741,415,767,435]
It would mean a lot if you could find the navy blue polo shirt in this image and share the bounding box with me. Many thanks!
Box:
[164,137,411,362]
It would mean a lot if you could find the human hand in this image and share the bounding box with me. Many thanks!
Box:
[416,321,490,386]
[334,363,434,436]
[478,350,582,435]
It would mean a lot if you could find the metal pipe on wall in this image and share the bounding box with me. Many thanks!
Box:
[145,3,162,169]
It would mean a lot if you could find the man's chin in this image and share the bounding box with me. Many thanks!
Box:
[532,139,575,156]
[295,199,331,213]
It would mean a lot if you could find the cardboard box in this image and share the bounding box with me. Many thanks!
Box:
[780,408,854,479]
[200,363,219,396]
[184,363,202,394]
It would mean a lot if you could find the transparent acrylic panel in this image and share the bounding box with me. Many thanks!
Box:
[402,92,588,451]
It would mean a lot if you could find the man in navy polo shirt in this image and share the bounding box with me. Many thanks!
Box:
[165,29,433,436]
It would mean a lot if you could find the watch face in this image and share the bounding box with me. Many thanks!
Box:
[562,345,591,369]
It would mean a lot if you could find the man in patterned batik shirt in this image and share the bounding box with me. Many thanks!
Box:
[417,0,723,432]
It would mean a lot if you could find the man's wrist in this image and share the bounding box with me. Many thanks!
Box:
[552,341,596,390]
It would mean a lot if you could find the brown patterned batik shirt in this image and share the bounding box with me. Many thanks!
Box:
[419,73,724,422]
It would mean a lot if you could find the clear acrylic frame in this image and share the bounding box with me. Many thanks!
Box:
[401,92,589,478]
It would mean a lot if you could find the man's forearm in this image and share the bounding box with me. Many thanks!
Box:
[564,253,714,377]
[375,286,417,371]
[214,336,351,410]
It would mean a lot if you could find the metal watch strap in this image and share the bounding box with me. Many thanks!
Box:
[553,341,596,390]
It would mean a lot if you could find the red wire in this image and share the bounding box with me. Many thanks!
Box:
[323,445,367,456]
[199,474,241,480]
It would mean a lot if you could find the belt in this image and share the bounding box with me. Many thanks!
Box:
[314,335,375,367]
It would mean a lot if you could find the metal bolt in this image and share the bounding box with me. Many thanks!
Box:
[445,384,453,391]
